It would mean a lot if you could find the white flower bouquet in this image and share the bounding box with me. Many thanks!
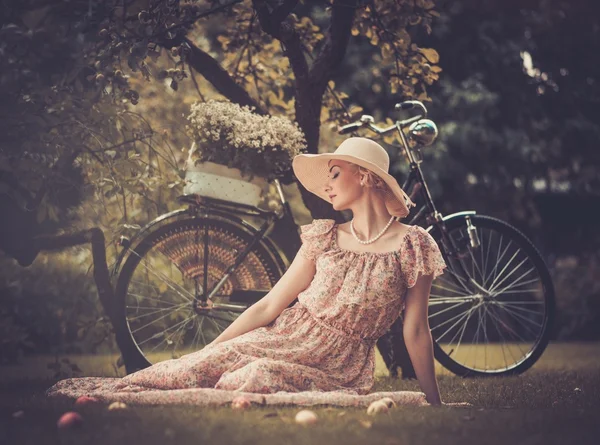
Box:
[185,100,306,181]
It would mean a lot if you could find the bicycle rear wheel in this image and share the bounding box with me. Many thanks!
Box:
[428,214,555,376]
[114,217,285,370]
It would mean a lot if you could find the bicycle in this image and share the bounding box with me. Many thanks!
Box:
[110,100,555,378]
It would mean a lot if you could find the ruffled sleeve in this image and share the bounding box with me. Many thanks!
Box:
[401,226,447,288]
[297,219,336,263]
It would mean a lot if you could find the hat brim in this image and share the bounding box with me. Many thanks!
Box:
[292,153,414,218]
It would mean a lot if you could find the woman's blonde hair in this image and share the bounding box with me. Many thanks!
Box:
[350,164,393,197]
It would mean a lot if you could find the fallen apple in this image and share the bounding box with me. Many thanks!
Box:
[74,396,100,407]
[107,401,128,411]
[57,411,84,429]
[295,409,318,425]
[366,400,389,415]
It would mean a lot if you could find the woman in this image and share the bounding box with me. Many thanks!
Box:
[46,137,463,407]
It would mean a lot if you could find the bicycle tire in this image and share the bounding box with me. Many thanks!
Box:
[114,216,286,370]
[427,214,555,376]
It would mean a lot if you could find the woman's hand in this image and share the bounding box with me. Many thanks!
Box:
[426,399,473,407]
[442,401,473,407]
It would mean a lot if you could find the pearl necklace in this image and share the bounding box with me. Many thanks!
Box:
[350,216,396,245]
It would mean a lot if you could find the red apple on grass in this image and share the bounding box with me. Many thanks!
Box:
[74,396,100,407]
[57,412,84,429]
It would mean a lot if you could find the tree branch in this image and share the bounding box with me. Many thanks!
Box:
[252,0,309,84]
[273,0,299,23]
[182,37,266,113]
[309,0,360,87]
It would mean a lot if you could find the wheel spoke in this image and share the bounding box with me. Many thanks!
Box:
[488,250,526,295]
[130,303,189,335]
[127,301,189,322]
[190,318,203,350]
[138,315,191,347]
[482,234,511,290]
[480,228,490,286]
[446,304,478,360]
[429,301,470,319]
[495,302,544,333]
[431,277,467,295]
[495,301,545,316]
[466,238,486,284]
[128,248,195,303]
[490,273,539,297]
[198,317,208,347]
[126,291,186,308]
[432,305,476,341]
[147,316,194,352]
[483,303,513,369]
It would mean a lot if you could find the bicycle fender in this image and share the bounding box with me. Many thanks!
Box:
[424,210,477,232]
[111,209,286,278]
[111,208,192,277]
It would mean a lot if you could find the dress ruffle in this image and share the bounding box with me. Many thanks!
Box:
[297,218,336,262]
[299,219,447,290]
[400,226,447,288]
[46,377,428,407]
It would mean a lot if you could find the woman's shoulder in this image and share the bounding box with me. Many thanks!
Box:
[402,224,438,246]
[297,219,336,262]
[399,225,447,287]
[299,218,336,237]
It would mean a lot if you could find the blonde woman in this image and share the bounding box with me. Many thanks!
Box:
[47,137,469,408]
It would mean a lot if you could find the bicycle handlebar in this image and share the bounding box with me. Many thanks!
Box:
[338,122,363,135]
[394,100,427,114]
[337,100,428,136]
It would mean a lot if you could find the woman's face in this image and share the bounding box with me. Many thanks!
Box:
[324,160,363,210]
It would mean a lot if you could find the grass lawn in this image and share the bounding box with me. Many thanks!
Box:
[1,342,599,445]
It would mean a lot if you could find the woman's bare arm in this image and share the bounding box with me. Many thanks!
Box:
[206,250,318,347]
[402,272,443,405]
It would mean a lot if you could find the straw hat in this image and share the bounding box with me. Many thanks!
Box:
[292,137,416,219]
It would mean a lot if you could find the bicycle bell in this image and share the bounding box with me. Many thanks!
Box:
[407,119,438,147]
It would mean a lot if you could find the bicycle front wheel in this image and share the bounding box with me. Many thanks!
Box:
[428,214,555,376]
[114,216,285,370]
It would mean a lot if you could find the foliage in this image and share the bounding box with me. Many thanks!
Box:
[0,0,179,234]
[46,356,84,380]
[0,249,116,360]
[0,309,34,364]
[351,0,441,99]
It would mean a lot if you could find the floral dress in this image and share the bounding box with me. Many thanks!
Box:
[46,219,447,407]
